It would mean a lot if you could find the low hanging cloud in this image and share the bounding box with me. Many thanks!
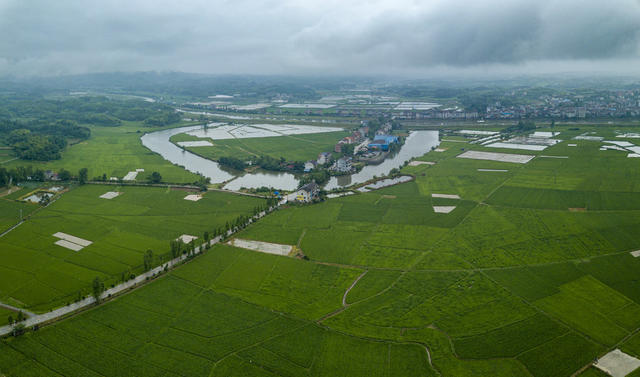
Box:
[0,0,639,76]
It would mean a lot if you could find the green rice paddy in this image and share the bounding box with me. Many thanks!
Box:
[2,125,640,376]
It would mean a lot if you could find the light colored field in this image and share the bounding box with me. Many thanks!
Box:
[594,349,640,377]
[433,206,456,213]
[229,238,292,256]
[539,155,569,159]
[478,169,509,172]
[631,250,640,257]
[432,193,461,199]
[186,123,343,140]
[99,191,121,199]
[177,234,198,243]
[177,140,213,147]
[184,194,202,201]
[327,191,355,199]
[434,148,447,152]
[122,171,138,180]
[531,132,560,138]
[458,130,500,136]
[395,102,441,110]
[279,103,335,109]
[458,150,535,164]
[487,142,549,151]
[53,232,92,247]
[54,239,84,251]
[409,160,435,166]
[230,103,271,110]
[629,154,640,158]
[605,141,635,147]
[575,135,604,141]
[568,144,577,147]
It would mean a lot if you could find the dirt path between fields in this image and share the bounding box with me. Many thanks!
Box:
[342,270,367,306]
[0,302,35,317]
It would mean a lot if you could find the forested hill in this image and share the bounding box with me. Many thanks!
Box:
[0,96,181,161]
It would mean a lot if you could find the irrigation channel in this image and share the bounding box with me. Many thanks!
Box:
[141,124,440,191]
[0,204,278,337]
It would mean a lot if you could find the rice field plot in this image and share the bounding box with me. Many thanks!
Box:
[516,332,603,377]
[176,130,349,162]
[534,275,640,346]
[1,264,432,377]
[574,253,640,305]
[175,245,362,319]
[401,327,531,377]
[413,156,516,202]
[453,313,569,359]
[505,145,640,192]
[0,184,265,311]
[0,197,37,233]
[5,123,200,183]
[344,270,402,304]
[487,186,640,210]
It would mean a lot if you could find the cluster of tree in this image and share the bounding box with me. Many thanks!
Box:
[501,120,536,134]
[299,170,330,186]
[143,111,182,126]
[1,118,90,161]
[0,166,87,186]
[7,129,67,160]
[218,156,247,171]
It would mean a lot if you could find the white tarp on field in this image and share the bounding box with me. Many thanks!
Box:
[99,191,121,199]
[177,141,214,147]
[457,150,535,164]
[184,194,203,201]
[229,238,293,256]
[630,250,640,257]
[432,194,461,199]
[55,239,84,251]
[53,232,92,247]
[177,234,198,243]
[594,349,640,377]
[486,142,548,151]
[409,161,435,166]
[433,206,456,214]
[123,171,138,181]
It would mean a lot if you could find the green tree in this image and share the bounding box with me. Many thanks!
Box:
[78,168,88,184]
[16,311,24,322]
[149,171,162,183]
[8,315,13,326]
[58,168,72,181]
[143,249,154,271]
[92,277,105,303]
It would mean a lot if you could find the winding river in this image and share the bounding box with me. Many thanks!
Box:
[141,124,439,191]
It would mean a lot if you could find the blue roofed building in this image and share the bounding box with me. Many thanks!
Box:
[367,135,399,151]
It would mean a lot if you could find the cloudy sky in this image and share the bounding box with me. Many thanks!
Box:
[1,0,640,77]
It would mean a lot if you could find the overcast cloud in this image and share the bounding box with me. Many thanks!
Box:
[1,0,639,77]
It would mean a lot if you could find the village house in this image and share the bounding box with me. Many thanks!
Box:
[304,160,316,172]
[368,135,399,151]
[334,156,353,173]
[317,152,332,165]
[294,181,319,202]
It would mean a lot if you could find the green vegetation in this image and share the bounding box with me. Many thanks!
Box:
[172,130,347,163]
[3,124,640,376]
[0,184,265,311]
[4,122,200,183]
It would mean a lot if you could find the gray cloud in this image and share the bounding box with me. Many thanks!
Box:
[0,0,639,76]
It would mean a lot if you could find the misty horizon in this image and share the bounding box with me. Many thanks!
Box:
[1,0,640,78]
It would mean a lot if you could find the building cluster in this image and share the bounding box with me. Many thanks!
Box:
[484,90,640,119]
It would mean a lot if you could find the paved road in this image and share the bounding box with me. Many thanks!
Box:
[0,205,276,337]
